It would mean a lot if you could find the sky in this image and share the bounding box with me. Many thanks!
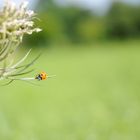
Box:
[55,0,140,14]
[55,0,112,14]
[0,0,140,14]
[0,0,38,8]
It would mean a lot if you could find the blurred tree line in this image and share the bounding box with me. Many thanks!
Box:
[25,0,140,46]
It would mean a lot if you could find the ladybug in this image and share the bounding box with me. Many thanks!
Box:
[35,72,47,81]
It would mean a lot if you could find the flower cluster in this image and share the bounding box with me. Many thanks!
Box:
[0,1,41,43]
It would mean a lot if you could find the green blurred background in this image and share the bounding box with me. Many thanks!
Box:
[1,0,140,140]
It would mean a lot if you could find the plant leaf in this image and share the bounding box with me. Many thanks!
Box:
[8,69,34,77]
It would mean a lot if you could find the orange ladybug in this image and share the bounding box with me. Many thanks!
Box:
[35,72,47,81]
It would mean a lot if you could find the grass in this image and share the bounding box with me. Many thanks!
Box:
[0,40,140,140]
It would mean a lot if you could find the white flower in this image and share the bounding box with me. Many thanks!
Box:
[26,10,35,17]
[35,28,42,32]
[10,2,16,12]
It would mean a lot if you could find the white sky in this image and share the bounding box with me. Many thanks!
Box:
[0,0,140,14]
[0,0,38,8]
